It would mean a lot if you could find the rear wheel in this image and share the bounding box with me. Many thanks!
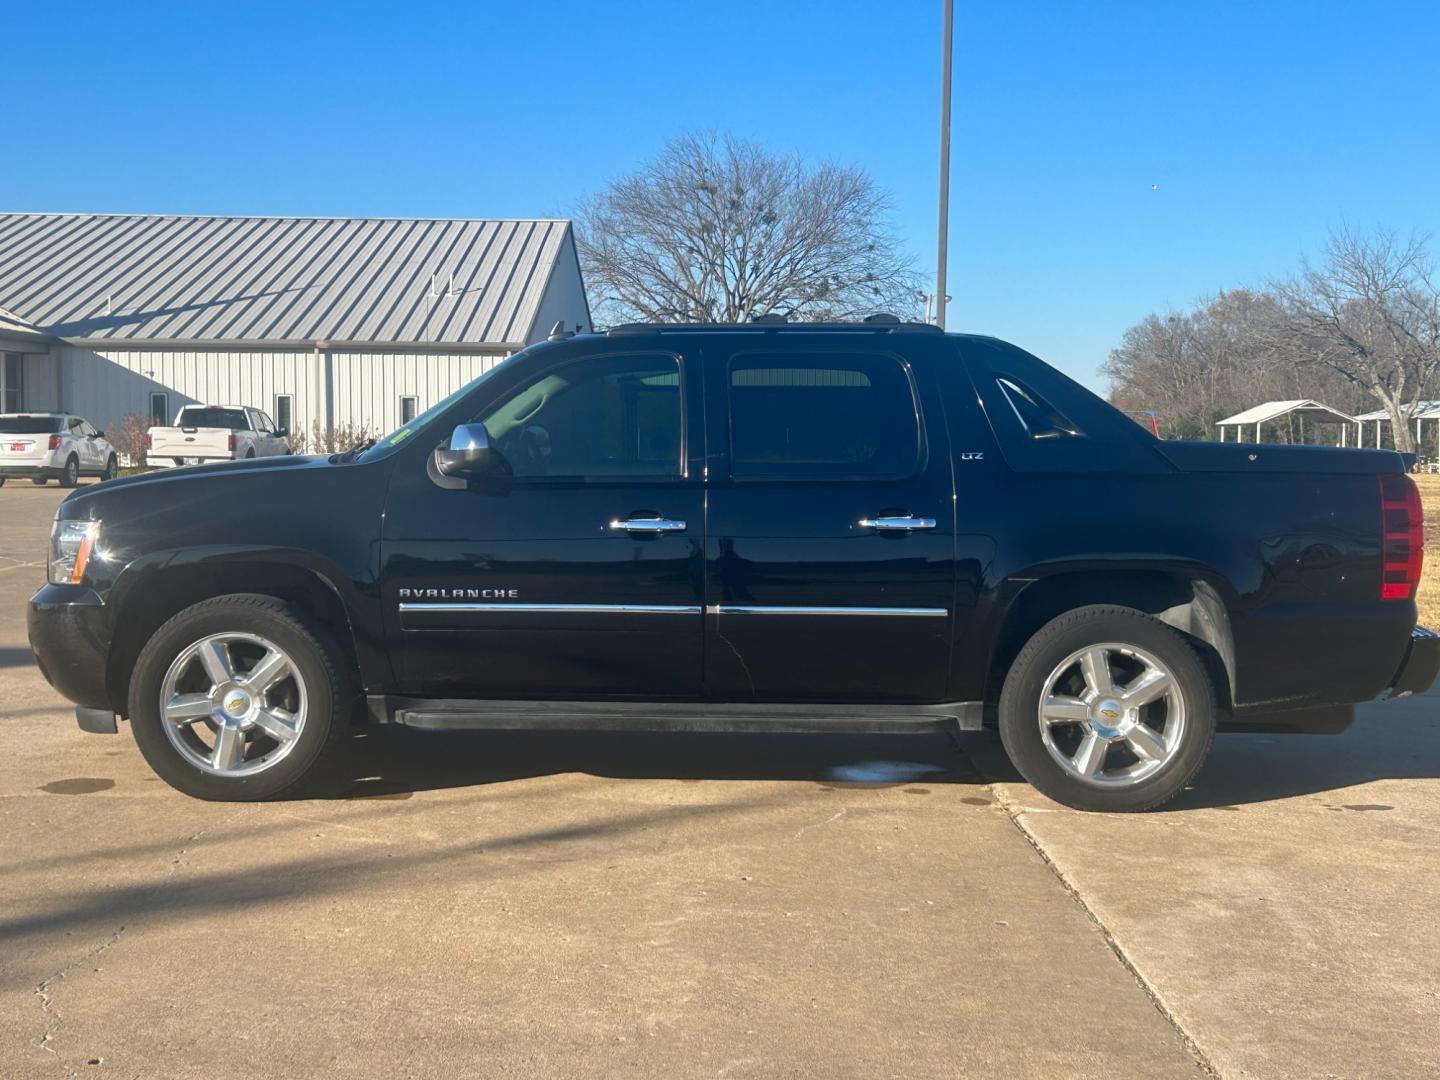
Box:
[998,605,1217,812]
[31,477,46,486]
[59,455,79,488]
[128,595,353,800]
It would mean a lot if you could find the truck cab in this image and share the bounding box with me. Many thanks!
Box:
[27,323,1438,811]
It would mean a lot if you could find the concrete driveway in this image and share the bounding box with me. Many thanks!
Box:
[1,483,1435,1079]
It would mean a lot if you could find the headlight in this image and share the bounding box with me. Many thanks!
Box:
[48,520,101,585]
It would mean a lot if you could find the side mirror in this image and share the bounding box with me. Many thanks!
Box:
[275,427,289,438]
[434,423,510,480]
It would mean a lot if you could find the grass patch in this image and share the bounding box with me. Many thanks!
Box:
[1416,474,1440,628]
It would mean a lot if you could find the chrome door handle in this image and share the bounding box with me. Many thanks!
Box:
[858,515,937,531]
[609,516,687,533]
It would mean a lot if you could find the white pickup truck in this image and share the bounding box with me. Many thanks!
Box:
[146,405,290,468]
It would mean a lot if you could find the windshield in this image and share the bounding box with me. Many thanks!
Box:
[0,414,63,434]
[177,407,249,430]
[354,353,524,464]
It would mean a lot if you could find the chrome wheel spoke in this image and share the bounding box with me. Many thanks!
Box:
[243,648,291,695]
[160,631,309,778]
[1042,695,1090,724]
[1072,730,1108,777]
[1124,722,1168,763]
[198,640,235,686]
[212,723,246,771]
[1079,648,1114,696]
[251,707,299,744]
[163,693,214,726]
[1122,667,1172,708]
[1038,640,1188,789]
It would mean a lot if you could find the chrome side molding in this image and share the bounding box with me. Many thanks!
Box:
[706,605,948,617]
[399,602,701,614]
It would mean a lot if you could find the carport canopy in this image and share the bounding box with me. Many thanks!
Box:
[1215,399,1357,444]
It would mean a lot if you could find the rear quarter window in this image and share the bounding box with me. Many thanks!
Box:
[960,339,1168,474]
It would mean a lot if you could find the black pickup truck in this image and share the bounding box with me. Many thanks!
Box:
[28,322,1437,811]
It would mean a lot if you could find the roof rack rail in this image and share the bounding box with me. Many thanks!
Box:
[604,319,943,336]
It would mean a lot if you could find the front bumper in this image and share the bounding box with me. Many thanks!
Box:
[27,583,113,711]
[1389,626,1440,698]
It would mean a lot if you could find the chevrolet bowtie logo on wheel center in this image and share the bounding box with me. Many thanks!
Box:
[222,689,251,716]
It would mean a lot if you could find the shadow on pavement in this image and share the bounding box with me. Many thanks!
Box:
[0,646,34,668]
[334,727,981,799]
[957,694,1440,811]
[1164,704,1440,809]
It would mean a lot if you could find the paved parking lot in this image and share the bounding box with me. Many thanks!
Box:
[2,483,1437,1079]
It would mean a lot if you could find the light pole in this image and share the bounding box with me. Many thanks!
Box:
[935,0,954,328]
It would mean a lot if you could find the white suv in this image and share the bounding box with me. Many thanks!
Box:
[0,413,118,488]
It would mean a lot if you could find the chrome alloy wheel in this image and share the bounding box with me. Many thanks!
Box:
[158,633,308,777]
[1037,642,1186,788]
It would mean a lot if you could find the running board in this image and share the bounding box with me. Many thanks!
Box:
[369,696,983,735]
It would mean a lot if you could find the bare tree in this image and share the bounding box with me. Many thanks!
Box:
[575,132,919,325]
[1273,227,1440,454]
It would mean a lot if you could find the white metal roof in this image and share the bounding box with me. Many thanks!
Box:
[0,305,53,342]
[0,213,579,347]
[1216,399,1356,427]
[1353,401,1440,422]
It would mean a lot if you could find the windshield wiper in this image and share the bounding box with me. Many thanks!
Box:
[337,437,377,463]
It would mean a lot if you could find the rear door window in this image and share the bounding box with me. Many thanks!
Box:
[726,353,921,480]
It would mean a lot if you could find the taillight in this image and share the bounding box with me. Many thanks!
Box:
[48,434,61,451]
[144,432,152,449]
[1380,473,1425,601]
[228,433,236,452]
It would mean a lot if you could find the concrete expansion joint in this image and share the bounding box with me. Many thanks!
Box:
[33,924,128,1069]
[989,785,1221,1079]
[29,806,249,1071]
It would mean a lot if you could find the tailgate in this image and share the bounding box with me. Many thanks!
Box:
[149,427,232,460]
[0,435,48,465]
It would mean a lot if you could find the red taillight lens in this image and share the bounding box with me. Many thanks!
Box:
[228,433,236,452]
[144,432,152,449]
[48,434,62,450]
[1380,473,1425,601]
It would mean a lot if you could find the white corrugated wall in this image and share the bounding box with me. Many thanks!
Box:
[56,346,508,440]
[330,351,508,434]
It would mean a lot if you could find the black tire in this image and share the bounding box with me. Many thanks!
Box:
[103,455,118,481]
[31,477,46,486]
[998,605,1217,812]
[0,477,5,487]
[245,449,256,459]
[128,594,354,800]
[59,455,79,488]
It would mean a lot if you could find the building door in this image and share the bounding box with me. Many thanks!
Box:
[1,353,22,411]
[381,346,706,699]
[701,341,957,703]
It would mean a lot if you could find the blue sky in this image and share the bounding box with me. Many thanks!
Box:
[6,0,1438,389]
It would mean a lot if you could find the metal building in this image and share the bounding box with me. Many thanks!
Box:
[0,213,590,440]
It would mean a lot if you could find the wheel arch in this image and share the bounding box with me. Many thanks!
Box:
[984,568,1237,714]
[105,560,367,714]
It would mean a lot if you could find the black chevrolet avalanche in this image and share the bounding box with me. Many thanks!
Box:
[27,321,1439,811]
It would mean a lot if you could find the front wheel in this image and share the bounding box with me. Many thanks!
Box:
[103,455,119,481]
[998,605,1217,812]
[128,595,353,800]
